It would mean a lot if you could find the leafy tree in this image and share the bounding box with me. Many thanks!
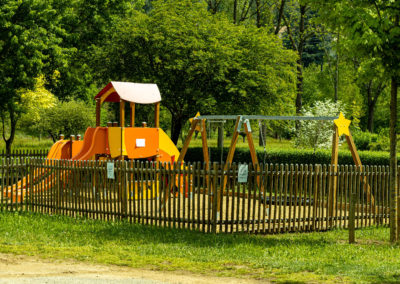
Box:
[46,0,144,102]
[19,76,58,137]
[311,0,400,242]
[0,0,68,153]
[279,0,318,115]
[96,0,297,144]
[294,99,344,153]
[38,100,96,142]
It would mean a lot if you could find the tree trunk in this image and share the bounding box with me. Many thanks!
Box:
[334,31,340,102]
[233,0,237,24]
[255,0,261,27]
[2,106,17,155]
[295,5,306,116]
[171,115,183,145]
[274,0,286,35]
[367,103,375,133]
[389,76,398,243]
[296,59,303,115]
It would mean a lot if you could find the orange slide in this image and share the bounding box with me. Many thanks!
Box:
[5,139,73,202]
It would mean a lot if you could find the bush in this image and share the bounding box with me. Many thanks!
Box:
[352,130,378,151]
[370,128,390,151]
[183,147,391,166]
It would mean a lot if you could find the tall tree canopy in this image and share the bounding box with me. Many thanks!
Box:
[312,0,400,242]
[96,0,297,143]
[0,0,68,153]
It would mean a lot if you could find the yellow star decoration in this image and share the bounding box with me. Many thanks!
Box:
[189,112,201,132]
[334,112,351,137]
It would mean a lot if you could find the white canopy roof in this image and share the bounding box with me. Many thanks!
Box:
[95,82,161,104]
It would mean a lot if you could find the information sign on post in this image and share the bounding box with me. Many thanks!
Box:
[107,162,115,179]
[238,164,248,183]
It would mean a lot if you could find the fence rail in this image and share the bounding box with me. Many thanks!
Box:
[0,158,390,233]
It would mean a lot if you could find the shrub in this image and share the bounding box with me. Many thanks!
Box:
[183,147,391,166]
[352,130,378,151]
[294,100,346,153]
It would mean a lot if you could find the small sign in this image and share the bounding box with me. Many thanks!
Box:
[136,138,146,147]
[238,164,248,183]
[107,162,114,179]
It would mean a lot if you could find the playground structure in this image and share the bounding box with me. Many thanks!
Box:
[180,112,376,220]
[5,82,182,201]
[2,81,383,233]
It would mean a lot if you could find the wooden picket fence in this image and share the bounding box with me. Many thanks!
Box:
[0,158,390,233]
[0,150,47,163]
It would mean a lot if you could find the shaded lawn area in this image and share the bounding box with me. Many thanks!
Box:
[0,211,398,283]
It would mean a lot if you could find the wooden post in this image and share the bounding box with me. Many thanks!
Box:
[200,119,211,198]
[96,98,101,127]
[329,123,339,225]
[155,102,160,128]
[120,100,125,127]
[130,102,135,127]
[177,119,199,163]
[69,135,75,159]
[200,119,210,167]
[345,131,375,207]
[349,190,356,243]
[243,120,262,194]
[162,118,199,209]
[218,125,223,149]
[219,116,241,212]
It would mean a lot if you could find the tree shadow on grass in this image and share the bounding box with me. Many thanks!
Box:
[89,219,335,249]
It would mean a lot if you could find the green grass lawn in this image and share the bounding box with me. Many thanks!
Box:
[0,211,398,283]
[0,132,53,151]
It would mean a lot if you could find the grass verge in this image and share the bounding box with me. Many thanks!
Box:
[0,211,398,283]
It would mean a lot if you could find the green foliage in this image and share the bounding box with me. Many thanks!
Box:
[37,100,95,141]
[352,130,378,151]
[48,0,144,102]
[96,0,297,143]
[294,100,345,153]
[18,76,58,136]
[0,0,70,152]
[183,146,391,166]
[370,128,391,152]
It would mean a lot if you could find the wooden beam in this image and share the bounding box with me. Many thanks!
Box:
[346,130,375,207]
[329,124,339,225]
[155,102,160,128]
[346,131,362,166]
[244,120,262,194]
[219,116,241,212]
[177,118,199,163]
[96,98,101,127]
[120,100,125,127]
[130,102,135,127]
[200,119,209,167]
[200,119,211,199]
[162,119,199,210]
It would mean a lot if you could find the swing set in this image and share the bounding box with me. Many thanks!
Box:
[177,112,375,219]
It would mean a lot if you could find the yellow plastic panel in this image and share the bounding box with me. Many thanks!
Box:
[108,127,128,158]
[158,128,180,162]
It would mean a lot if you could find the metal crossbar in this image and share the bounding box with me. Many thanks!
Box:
[196,115,338,121]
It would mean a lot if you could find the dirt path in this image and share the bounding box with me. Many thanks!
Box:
[0,253,266,284]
